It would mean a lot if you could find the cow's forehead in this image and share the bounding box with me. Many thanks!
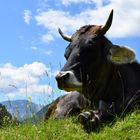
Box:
[71,25,102,40]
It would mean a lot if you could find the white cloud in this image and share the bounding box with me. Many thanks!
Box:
[60,0,103,7]
[60,0,90,6]
[35,9,86,36]
[0,62,53,99]
[24,10,32,24]
[42,33,54,43]
[31,46,38,50]
[44,50,53,56]
[35,0,140,39]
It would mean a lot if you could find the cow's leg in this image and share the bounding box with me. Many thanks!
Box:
[45,92,90,120]
[125,90,140,111]
[78,100,115,132]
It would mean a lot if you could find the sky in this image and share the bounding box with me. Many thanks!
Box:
[0,0,140,105]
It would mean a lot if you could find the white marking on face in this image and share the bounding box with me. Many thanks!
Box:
[61,71,82,86]
[57,71,82,91]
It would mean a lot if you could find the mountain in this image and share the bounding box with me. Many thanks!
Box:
[36,104,49,119]
[22,104,49,124]
[1,100,42,121]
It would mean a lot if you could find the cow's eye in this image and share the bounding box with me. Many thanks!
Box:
[64,54,67,60]
[87,38,96,46]
[64,45,72,60]
[64,53,69,60]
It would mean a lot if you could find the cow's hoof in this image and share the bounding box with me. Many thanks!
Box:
[78,111,100,132]
[78,111,91,125]
[84,119,97,132]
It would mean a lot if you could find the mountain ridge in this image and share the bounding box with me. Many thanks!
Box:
[1,99,43,121]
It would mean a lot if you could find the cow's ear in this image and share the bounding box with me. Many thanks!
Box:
[108,45,135,64]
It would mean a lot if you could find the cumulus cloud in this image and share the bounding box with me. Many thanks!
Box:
[60,0,103,7]
[24,10,32,24]
[35,9,86,38]
[0,62,53,99]
[60,0,90,5]
[42,33,54,43]
[35,0,140,40]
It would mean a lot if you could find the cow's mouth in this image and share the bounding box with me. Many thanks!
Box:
[57,82,82,92]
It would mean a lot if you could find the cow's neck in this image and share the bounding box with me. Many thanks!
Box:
[87,63,117,99]
[82,43,123,104]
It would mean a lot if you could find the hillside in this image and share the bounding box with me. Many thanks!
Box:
[36,104,49,118]
[25,104,49,124]
[1,100,43,121]
[0,110,140,140]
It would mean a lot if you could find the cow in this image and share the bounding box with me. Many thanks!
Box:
[45,10,140,132]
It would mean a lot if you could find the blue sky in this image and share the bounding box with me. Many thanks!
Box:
[0,0,140,105]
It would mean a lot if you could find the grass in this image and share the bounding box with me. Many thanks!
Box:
[0,110,140,140]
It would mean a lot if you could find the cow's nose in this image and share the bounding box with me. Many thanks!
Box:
[55,72,70,83]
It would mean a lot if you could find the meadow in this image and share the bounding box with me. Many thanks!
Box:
[0,110,140,140]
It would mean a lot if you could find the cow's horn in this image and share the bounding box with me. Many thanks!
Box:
[58,28,72,42]
[101,9,113,34]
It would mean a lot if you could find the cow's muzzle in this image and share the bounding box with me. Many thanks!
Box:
[55,71,82,91]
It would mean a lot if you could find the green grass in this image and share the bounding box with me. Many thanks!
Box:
[0,111,140,140]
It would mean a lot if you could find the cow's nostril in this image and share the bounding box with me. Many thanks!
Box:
[55,72,70,82]
[62,72,70,80]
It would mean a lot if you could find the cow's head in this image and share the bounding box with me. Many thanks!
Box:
[56,10,135,92]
